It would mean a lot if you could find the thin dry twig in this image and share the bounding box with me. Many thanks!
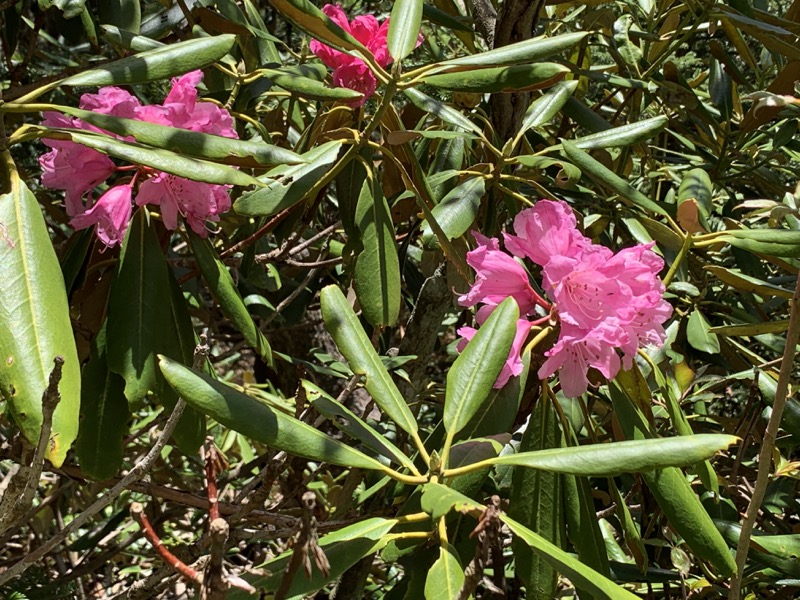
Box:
[729,273,800,599]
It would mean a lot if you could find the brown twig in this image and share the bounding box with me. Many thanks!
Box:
[274,491,330,600]
[729,273,800,599]
[202,437,227,523]
[200,518,231,600]
[130,502,203,585]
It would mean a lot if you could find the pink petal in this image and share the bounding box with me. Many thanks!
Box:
[504,199,591,266]
[71,184,132,247]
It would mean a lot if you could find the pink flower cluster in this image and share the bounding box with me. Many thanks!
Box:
[310,4,422,103]
[457,200,672,397]
[39,71,237,247]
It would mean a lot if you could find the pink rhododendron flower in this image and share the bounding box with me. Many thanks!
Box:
[70,184,133,247]
[458,232,546,316]
[457,199,671,395]
[136,173,232,236]
[310,4,423,103]
[39,70,238,246]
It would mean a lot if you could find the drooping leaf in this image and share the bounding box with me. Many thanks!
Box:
[0,152,81,467]
[106,209,172,403]
[97,0,141,34]
[269,0,367,55]
[158,356,388,471]
[353,177,401,327]
[421,177,485,246]
[424,544,464,600]
[187,231,272,366]
[687,309,721,354]
[519,80,579,134]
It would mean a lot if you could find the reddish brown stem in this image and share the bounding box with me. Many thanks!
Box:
[130,502,202,585]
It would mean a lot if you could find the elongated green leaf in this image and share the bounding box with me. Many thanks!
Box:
[234,141,341,216]
[714,519,800,577]
[483,435,737,475]
[107,209,172,403]
[422,63,569,93]
[563,472,611,576]
[354,178,401,327]
[158,356,387,471]
[571,116,668,149]
[421,177,485,246]
[718,228,800,258]
[678,168,713,229]
[35,127,260,188]
[510,396,563,598]
[320,285,418,436]
[561,141,668,216]
[235,517,397,599]
[611,385,737,576]
[444,297,519,438]
[269,0,367,54]
[388,0,423,62]
[520,80,578,134]
[0,152,81,467]
[421,482,483,520]
[705,266,794,299]
[687,309,720,354]
[75,334,128,480]
[505,516,640,600]
[436,32,587,68]
[66,35,235,86]
[425,544,464,600]
[102,24,163,51]
[304,380,416,471]
[48,106,303,167]
[403,88,483,135]
[260,68,364,100]
[187,232,272,366]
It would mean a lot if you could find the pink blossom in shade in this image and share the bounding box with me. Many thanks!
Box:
[332,62,380,99]
[39,112,116,217]
[538,322,623,398]
[504,199,591,266]
[79,86,142,119]
[70,184,133,247]
[458,232,544,316]
[135,173,231,237]
[457,318,532,389]
[134,71,238,138]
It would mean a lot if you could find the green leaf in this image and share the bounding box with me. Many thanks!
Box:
[714,520,800,578]
[158,356,387,471]
[503,516,640,600]
[97,0,141,34]
[510,396,563,598]
[483,434,737,475]
[571,116,668,149]
[519,80,579,134]
[106,209,172,403]
[424,544,464,600]
[718,228,800,258]
[234,141,341,216]
[187,231,272,366]
[561,141,669,216]
[687,309,721,354]
[403,88,483,135]
[353,177,401,327]
[269,0,367,55]
[320,285,418,436]
[421,177,485,246]
[102,24,162,51]
[35,127,259,188]
[436,32,587,69]
[611,386,737,576]
[50,106,303,167]
[38,0,85,19]
[0,152,81,467]
[62,35,235,87]
[260,67,364,101]
[677,168,713,228]
[304,380,416,471]
[388,0,423,62]
[421,63,569,93]
[420,482,483,521]
[235,517,398,599]
[563,472,611,576]
[443,297,519,439]
[75,334,128,480]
